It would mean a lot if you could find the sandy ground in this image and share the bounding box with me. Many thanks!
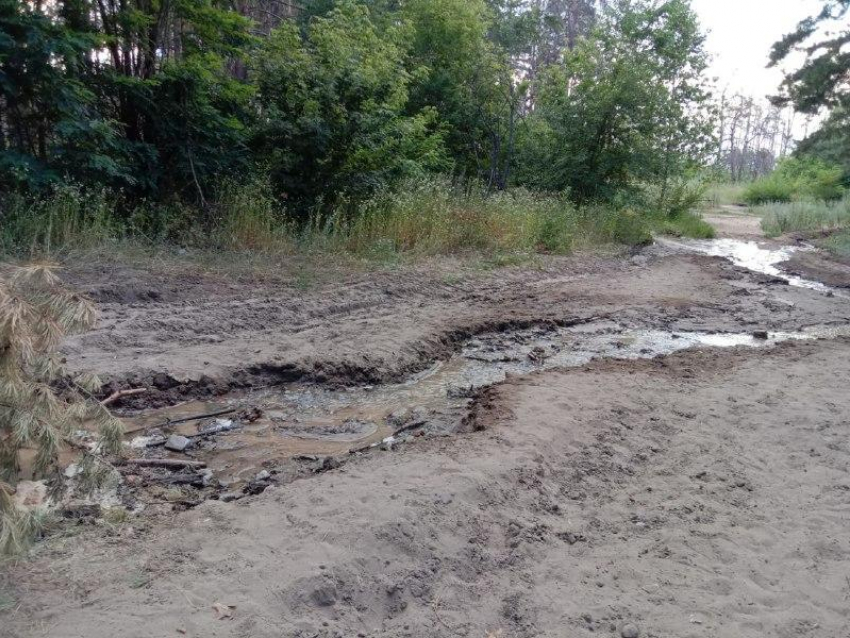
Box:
[3,213,850,637]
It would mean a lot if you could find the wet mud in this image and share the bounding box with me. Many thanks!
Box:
[80,235,850,509]
[7,216,850,638]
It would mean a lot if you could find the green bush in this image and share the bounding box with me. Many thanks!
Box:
[744,157,845,205]
[743,178,795,205]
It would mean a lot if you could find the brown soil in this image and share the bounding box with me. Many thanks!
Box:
[3,214,850,638]
[784,249,850,289]
[62,245,848,406]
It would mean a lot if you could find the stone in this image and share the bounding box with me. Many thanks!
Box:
[752,330,769,340]
[164,435,192,452]
[620,623,640,638]
[199,469,214,487]
[255,470,271,482]
[220,491,243,503]
[152,372,179,390]
[311,585,337,607]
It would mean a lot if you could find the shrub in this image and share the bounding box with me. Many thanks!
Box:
[777,157,845,201]
[744,157,845,205]
[743,177,795,205]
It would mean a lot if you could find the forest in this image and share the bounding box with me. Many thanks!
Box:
[0,0,722,254]
[0,0,848,253]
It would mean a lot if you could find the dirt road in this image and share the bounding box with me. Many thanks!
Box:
[3,213,850,638]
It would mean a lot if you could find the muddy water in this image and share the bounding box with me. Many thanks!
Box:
[659,237,845,295]
[124,319,850,485]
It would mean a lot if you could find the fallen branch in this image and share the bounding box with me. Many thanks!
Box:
[101,388,148,406]
[392,420,427,437]
[147,408,237,431]
[122,458,207,470]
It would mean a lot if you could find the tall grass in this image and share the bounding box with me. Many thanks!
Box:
[704,182,749,207]
[759,197,850,237]
[0,185,119,255]
[300,180,653,257]
[0,177,713,263]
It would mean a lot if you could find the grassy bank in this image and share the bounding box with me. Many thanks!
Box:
[759,197,850,258]
[0,180,713,269]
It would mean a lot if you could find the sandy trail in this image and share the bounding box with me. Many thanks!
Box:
[3,213,850,638]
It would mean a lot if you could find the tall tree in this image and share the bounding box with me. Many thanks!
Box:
[517,0,712,202]
[770,0,850,114]
[251,1,448,214]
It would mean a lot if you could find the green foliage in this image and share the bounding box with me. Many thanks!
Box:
[518,0,713,202]
[658,212,715,239]
[744,157,845,205]
[743,178,796,205]
[795,108,850,185]
[1,0,714,246]
[0,1,129,191]
[0,0,256,200]
[770,0,850,114]
[251,3,448,214]
[760,196,850,237]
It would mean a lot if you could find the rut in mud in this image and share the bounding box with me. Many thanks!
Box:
[104,236,850,508]
[7,218,850,638]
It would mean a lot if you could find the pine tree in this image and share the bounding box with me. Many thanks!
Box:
[0,263,123,554]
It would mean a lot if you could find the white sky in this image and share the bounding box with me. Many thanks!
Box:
[691,0,825,99]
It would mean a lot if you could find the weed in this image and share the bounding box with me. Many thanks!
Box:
[661,212,716,239]
[102,507,129,526]
[759,198,850,237]
[704,182,748,206]
[128,570,151,589]
[0,588,15,613]
[820,230,850,258]
[1,177,712,270]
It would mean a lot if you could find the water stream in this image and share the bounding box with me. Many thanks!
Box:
[121,236,850,487]
[125,319,850,484]
[658,237,844,296]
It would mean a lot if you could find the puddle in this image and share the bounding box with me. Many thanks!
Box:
[659,237,842,295]
[122,320,850,485]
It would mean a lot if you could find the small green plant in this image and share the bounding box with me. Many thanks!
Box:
[821,230,850,258]
[0,588,15,612]
[128,570,152,589]
[661,212,716,239]
[0,264,123,555]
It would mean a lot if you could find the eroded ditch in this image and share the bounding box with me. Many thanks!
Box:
[59,237,850,512]
[659,236,848,296]
[113,318,850,505]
